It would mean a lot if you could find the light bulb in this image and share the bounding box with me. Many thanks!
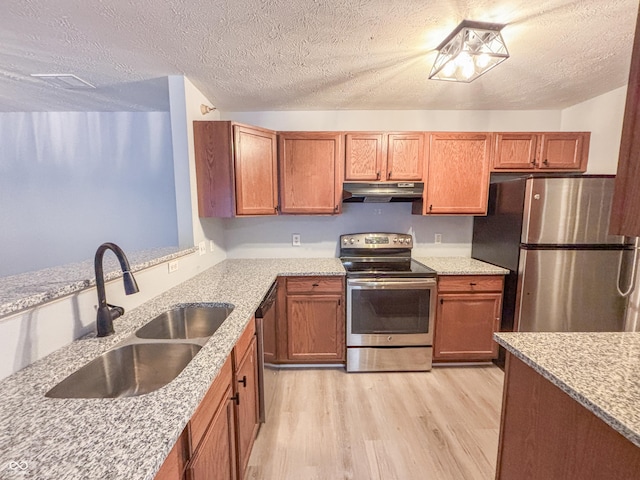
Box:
[476,53,491,69]
[456,52,475,79]
[441,59,457,77]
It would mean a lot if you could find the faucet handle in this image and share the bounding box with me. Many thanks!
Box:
[107,303,125,318]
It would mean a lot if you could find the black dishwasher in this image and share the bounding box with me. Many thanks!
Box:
[255,281,278,424]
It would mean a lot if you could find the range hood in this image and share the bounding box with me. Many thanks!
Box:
[342,182,424,203]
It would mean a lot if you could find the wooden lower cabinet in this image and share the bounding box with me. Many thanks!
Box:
[497,354,640,479]
[434,275,504,362]
[276,276,345,363]
[155,321,259,480]
[155,428,190,480]
[233,334,260,480]
[187,385,237,480]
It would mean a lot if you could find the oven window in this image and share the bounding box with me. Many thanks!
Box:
[350,288,431,334]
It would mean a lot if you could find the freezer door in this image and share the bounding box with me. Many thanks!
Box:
[515,248,630,332]
[522,176,626,245]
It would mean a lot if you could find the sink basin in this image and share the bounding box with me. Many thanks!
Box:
[45,343,201,399]
[135,305,233,340]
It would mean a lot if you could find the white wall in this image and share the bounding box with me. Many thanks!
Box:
[168,76,227,262]
[0,251,216,380]
[220,108,562,258]
[221,100,625,259]
[221,109,561,132]
[0,111,179,276]
[561,86,627,174]
[0,77,228,381]
[224,203,472,258]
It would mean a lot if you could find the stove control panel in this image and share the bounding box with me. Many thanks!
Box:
[340,233,413,249]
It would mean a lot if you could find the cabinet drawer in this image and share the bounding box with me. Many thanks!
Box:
[190,355,233,449]
[233,318,256,369]
[438,275,504,292]
[285,276,344,294]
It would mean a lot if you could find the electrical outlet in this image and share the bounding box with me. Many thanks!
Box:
[168,260,179,273]
[292,234,301,246]
[434,233,442,244]
[209,240,215,252]
[198,241,206,255]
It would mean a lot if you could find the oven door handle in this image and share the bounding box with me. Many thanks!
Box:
[347,278,436,289]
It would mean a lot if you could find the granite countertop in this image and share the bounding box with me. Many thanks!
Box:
[0,258,344,480]
[416,257,509,275]
[495,332,640,448]
[0,246,198,317]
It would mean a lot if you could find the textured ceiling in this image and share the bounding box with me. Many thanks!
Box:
[0,0,637,112]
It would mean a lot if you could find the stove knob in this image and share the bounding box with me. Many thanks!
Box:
[350,238,355,244]
[393,237,398,243]
[399,238,404,244]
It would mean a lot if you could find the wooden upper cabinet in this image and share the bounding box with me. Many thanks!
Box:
[193,121,278,217]
[344,133,385,181]
[492,133,538,170]
[611,8,640,237]
[387,133,425,180]
[234,126,278,215]
[344,132,424,181]
[278,132,343,214]
[492,132,589,172]
[418,132,492,215]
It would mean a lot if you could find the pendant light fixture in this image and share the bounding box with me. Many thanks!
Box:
[429,20,509,82]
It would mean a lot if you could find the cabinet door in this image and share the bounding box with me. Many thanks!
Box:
[278,133,343,214]
[234,337,259,480]
[538,133,588,170]
[386,133,425,180]
[344,133,385,181]
[492,133,539,170]
[434,293,502,361]
[286,294,345,361]
[187,385,237,480]
[234,126,278,215]
[424,133,491,215]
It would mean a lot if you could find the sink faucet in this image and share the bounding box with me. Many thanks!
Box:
[94,242,140,337]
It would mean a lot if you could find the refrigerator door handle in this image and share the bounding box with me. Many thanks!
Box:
[617,237,640,297]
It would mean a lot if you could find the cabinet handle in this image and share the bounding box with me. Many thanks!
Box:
[238,375,247,388]
[376,171,381,180]
[312,283,319,287]
[530,159,537,166]
[387,171,392,179]
[543,159,549,166]
[334,205,339,213]
[428,204,433,213]
[231,393,240,405]
[469,282,477,286]
[274,205,279,213]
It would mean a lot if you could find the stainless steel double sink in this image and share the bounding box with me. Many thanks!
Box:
[45,305,234,399]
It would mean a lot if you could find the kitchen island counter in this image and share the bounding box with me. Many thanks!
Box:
[0,258,344,480]
[495,331,640,448]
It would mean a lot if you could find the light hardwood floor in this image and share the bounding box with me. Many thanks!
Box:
[246,365,504,480]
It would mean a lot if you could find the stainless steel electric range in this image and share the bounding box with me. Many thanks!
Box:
[340,233,437,372]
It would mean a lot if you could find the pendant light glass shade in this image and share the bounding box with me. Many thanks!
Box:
[429,20,509,82]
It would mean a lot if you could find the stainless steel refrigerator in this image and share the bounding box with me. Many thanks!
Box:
[472,175,634,334]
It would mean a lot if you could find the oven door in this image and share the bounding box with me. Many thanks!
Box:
[347,277,437,347]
